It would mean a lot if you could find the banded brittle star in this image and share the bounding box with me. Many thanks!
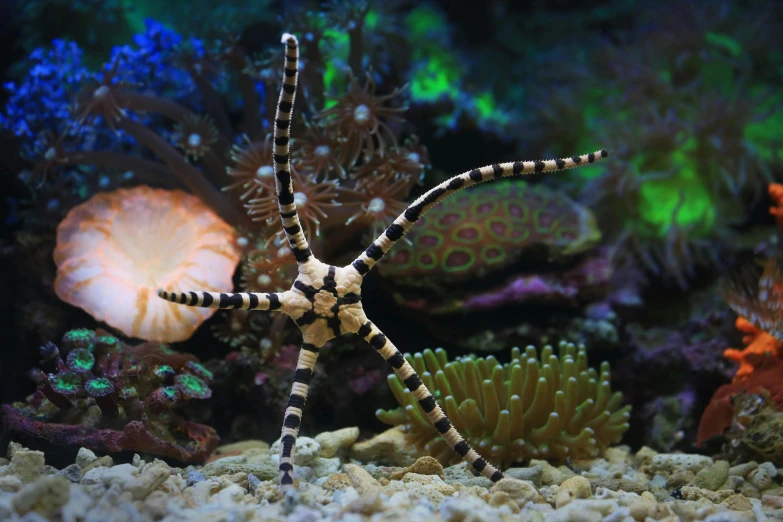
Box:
[158,33,609,488]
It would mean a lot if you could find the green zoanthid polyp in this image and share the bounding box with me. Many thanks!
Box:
[157,32,608,488]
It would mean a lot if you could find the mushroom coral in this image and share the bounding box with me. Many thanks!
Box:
[54,186,241,342]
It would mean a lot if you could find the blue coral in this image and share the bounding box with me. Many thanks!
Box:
[1,40,90,150]
[108,19,204,106]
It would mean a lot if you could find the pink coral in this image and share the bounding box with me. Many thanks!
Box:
[53,186,241,342]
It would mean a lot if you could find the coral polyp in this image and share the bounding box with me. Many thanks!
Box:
[377,343,630,468]
[316,72,408,166]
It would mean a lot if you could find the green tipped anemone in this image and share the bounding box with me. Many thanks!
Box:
[377,342,630,468]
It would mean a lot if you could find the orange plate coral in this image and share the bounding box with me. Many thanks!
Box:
[53,186,241,342]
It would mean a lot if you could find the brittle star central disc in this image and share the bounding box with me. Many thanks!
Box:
[293,266,361,337]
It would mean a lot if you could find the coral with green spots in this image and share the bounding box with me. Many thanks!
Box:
[1,328,218,463]
[377,342,630,468]
[377,179,606,313]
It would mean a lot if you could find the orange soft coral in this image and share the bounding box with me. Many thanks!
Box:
[769,183,783,227]
[54,186,241,342]
[724,317,783,383]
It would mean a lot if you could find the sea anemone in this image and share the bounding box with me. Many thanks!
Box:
[53,185,241,342]
[377,343,630,468]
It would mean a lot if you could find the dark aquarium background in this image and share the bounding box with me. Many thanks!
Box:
[1,0,782,479]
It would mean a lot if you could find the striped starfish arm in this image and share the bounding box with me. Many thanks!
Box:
[278,343,320,487]
[351,149,609,275]
[156,289,284,311]
[357,318,505,482]
[273,33,313,265]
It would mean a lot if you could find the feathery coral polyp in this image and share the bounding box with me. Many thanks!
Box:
[315,72,407,166]
[53,186,241,342]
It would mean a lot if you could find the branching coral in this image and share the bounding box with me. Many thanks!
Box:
[2,328,218,462]
[722,317,783,383]
[376,342,630,468]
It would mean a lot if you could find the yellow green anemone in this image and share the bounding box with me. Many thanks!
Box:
[377,342,630,468]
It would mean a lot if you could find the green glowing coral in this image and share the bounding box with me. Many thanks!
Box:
[184,361,214,383]
[48,372,81,395]
[377,342,630,467]
[85,378,114,397]
[66,348,95,373]
[61,328,96,351]
[174,373,212,400]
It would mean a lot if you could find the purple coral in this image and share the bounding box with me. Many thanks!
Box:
[2,328,218,463]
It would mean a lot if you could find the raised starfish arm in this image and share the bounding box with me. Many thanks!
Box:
[357,317,505,482]
[277,342,320,486]
[351,150,608,275]
[272,33,313,265]
[156,290,284,311]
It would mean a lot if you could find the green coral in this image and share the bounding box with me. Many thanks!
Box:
[377,342,630,468]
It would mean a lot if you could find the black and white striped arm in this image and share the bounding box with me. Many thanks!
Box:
[156,289,284,311]
[351,149,608,275]
[356,318,505,482]
[278,342,320,487]
[273,33,313,264]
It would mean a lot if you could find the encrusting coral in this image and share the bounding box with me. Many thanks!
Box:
[376,179,605,314]
[376,342,630,468]
[697,358,783,458]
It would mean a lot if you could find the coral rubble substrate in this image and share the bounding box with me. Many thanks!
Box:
[2,428,783,521]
